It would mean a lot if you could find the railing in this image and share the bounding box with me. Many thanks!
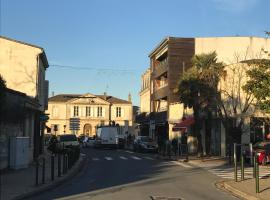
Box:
[154,58,168,78]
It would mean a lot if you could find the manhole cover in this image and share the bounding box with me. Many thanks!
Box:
[150,196,182,200]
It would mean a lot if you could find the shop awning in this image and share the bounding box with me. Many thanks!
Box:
[172,117,195,132]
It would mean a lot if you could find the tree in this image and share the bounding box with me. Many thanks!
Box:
[217,61,256,145]
[0,74,6,123]
[243,59,270,122]
[177,52,224,155]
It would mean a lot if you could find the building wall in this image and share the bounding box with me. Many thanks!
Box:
[140,89,150,113]
[46,97,133,136]
[195,37,270,63]
[0,37,48,112]
[140,68,151,113]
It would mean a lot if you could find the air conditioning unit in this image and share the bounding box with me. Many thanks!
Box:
[9,137,30,169]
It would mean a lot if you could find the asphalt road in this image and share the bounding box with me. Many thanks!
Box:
[28,148,238,200]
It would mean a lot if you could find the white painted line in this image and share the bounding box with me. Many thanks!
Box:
[172,161,192,168]
[92,158,100,161]
[144,156,154,160]
[120,156,128,160]
[131,156,142,160]
[125,150,134,154]
[105,157,113,160]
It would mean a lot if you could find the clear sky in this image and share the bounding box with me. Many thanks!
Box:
[1,0,269,106]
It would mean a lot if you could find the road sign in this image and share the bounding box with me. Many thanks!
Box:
[69,118,80,130]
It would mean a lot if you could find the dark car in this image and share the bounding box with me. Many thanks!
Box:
[133,136,158,153]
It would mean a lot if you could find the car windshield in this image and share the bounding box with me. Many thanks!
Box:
[140,137,153,142]
[60,135,77,142]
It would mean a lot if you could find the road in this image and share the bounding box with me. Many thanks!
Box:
[28,148,237,200]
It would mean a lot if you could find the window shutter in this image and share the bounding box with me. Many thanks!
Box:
[78,107,81,117]
[71,106,74,117]
[122,108,125,118]
[82,107,86,117]
[102,107,105,117]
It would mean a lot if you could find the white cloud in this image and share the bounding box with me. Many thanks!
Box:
[211,0,259,13]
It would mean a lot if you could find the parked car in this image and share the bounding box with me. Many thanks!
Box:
[83,136,96,148]
[254,141,270,165]
[133,136,158,153]
[57,134,80,149]
[94,126,121,148]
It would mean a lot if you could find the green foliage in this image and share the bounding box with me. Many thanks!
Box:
[0,74,6,103]
[178,52,224,110]
[243,59,270,113]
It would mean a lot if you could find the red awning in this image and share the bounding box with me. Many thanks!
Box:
[172,117,195,132]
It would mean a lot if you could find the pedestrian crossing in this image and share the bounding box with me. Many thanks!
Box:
[207,166,270,179]
[91,155,156,161]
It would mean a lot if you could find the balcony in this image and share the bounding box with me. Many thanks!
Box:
[153,58,168,78]
[150,111,167,124]
[151,85,168,100]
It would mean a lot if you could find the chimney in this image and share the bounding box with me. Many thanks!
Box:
[128,92,132,102]
[103,92,107,100]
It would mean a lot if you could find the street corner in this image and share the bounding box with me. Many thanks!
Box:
[13,153,87,200]
[215,179,260,200]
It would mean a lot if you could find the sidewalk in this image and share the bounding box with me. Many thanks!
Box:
[217,178,270,200]
[0,151,86,200]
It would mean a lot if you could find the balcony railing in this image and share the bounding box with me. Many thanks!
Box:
[154,58,168,78]
[151,85,168,100]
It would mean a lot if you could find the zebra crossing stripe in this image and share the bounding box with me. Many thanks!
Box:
[105,157,113,160]
[131,156,141,160]
[120,156,128,160]
[207,167,270,179]
[144,156,154,160]
[125,151,134,154]
[92,158,100,161]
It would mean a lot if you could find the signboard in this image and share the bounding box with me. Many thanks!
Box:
[69,118,80,130]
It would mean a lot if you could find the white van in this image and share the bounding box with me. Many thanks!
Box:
[95,126,124,148]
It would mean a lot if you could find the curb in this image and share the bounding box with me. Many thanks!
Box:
[12,154,87,200]
[215,181,260,200]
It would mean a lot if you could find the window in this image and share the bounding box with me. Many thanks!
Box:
[74,106,79,117]
[97,107,102,117]
[116,107,121,117]
[86,106,91,117]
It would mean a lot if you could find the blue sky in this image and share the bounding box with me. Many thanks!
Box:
[1,0,269,106]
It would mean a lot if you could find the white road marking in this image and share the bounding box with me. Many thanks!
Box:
[125,150,134,154]
[105,157,113,160]
[120,156,128,160]
[172,161,192,168]
[144,156,154,160]
[131,156,142,160]
[92,158,100,161]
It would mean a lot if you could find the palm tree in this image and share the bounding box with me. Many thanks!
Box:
[178,52,224,156]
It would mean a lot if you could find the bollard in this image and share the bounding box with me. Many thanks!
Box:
[51,155,55,181]
[58,154,61,177]
[35,159,39,186]
[249,143,253,166]
[42,157,45,184]
[62,153,66,174]
[65,154,69,171]
[234,143,237,182]
[256,155,260,193]
[253,155,256,178]
[186,144,189,162]
[241,153,244,181]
